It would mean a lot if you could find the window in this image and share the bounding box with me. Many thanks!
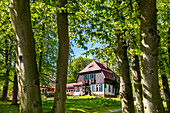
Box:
[89,66,93,68]
[110,85,113,93]
[92,84,103,92]
[75,86,78,92]
[90,73,96,79]
[108,85,110,92]
[84,74,89,80]
[105,84,109,92]
[79,86,82,92]
[96,85,99,91]
[91,85,94,92]
[99,84,103,91]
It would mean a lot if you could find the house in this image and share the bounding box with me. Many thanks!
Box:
[41,61,120,98]
[67,61,120,98]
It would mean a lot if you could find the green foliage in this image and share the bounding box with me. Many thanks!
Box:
[30,1,58,86]
[0,0,16,96]
[157,0,170,77]
[67,56,93,83]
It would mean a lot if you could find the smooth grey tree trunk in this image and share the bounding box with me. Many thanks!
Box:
[140,0,164,112]
[116,34,135,113]
[51,0,69,112]
[10,0,42,112]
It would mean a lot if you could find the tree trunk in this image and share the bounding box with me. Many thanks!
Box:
[140,0,164,112]
[130,34,144,113]
[10,0,42,112]
[2,39,9,101]
[51,0,69,112]
[159,30,170,112]
[12,63,18,105]
[116,35,135,113]
[131,55,144,113]
[161,74,170,112]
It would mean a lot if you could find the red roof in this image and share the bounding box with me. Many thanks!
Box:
[79,61,114,74]
[78,61,118,81]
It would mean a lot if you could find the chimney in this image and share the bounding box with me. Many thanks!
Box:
[103,61,108,68]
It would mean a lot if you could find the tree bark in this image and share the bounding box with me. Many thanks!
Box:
[161,74,170,112]
[2,39,10,101]
[131,55,144,113]
[130,34,144,113]
[12,62,18,105]
[116,34,135,113]
[140,0,164,112]
[51,0,69,112]
[12,71,18,105]
[10,0,42,112]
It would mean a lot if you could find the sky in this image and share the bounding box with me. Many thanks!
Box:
[72,41,103,59]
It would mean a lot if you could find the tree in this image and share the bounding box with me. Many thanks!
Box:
[140,0,164,112]
[116,33,134,113]
[51,0,69,112]
[1,38,10,101]
[10,0,42,112]
[67,56,93,83]
[157,0,170,111]
[130,32,144,113]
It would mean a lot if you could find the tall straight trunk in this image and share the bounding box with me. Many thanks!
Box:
[116,35,134,113]
[131,55,144,113]
[2,39,9,101]
[159,33,170,112]
[51,0,69,112]
[12,70,18,105]
[161,74,170,112]
[130,34,144,113]
[10,0,42,112]
[140,0,164,112]
[12,62,18,105]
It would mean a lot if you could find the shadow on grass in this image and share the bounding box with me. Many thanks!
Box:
[0,100,19,113]
[0,97,121,113]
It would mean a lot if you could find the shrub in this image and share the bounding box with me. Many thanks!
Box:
[92,92,94,96]
[98,95,102,98]
[66,92,70,96]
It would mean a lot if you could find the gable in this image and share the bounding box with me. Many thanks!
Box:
[79,61,101,74]
[76,60,119,83]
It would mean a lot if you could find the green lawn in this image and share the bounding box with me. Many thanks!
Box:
[0,96,121,113]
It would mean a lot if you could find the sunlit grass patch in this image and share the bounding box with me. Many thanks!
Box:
[0,96,121,113]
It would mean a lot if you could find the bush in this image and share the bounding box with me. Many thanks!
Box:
[98,95,102,98]
[66,92,70,96]
[92,92,94,96]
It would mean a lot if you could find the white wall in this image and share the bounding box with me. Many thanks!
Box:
[74,92,83,96]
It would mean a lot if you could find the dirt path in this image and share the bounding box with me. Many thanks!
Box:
[105,108,122,113]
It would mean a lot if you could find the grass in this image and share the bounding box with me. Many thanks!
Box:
[0,96,121,113]
[43,96,121,113]
[0,100,19,113]
[1,97,169,113]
